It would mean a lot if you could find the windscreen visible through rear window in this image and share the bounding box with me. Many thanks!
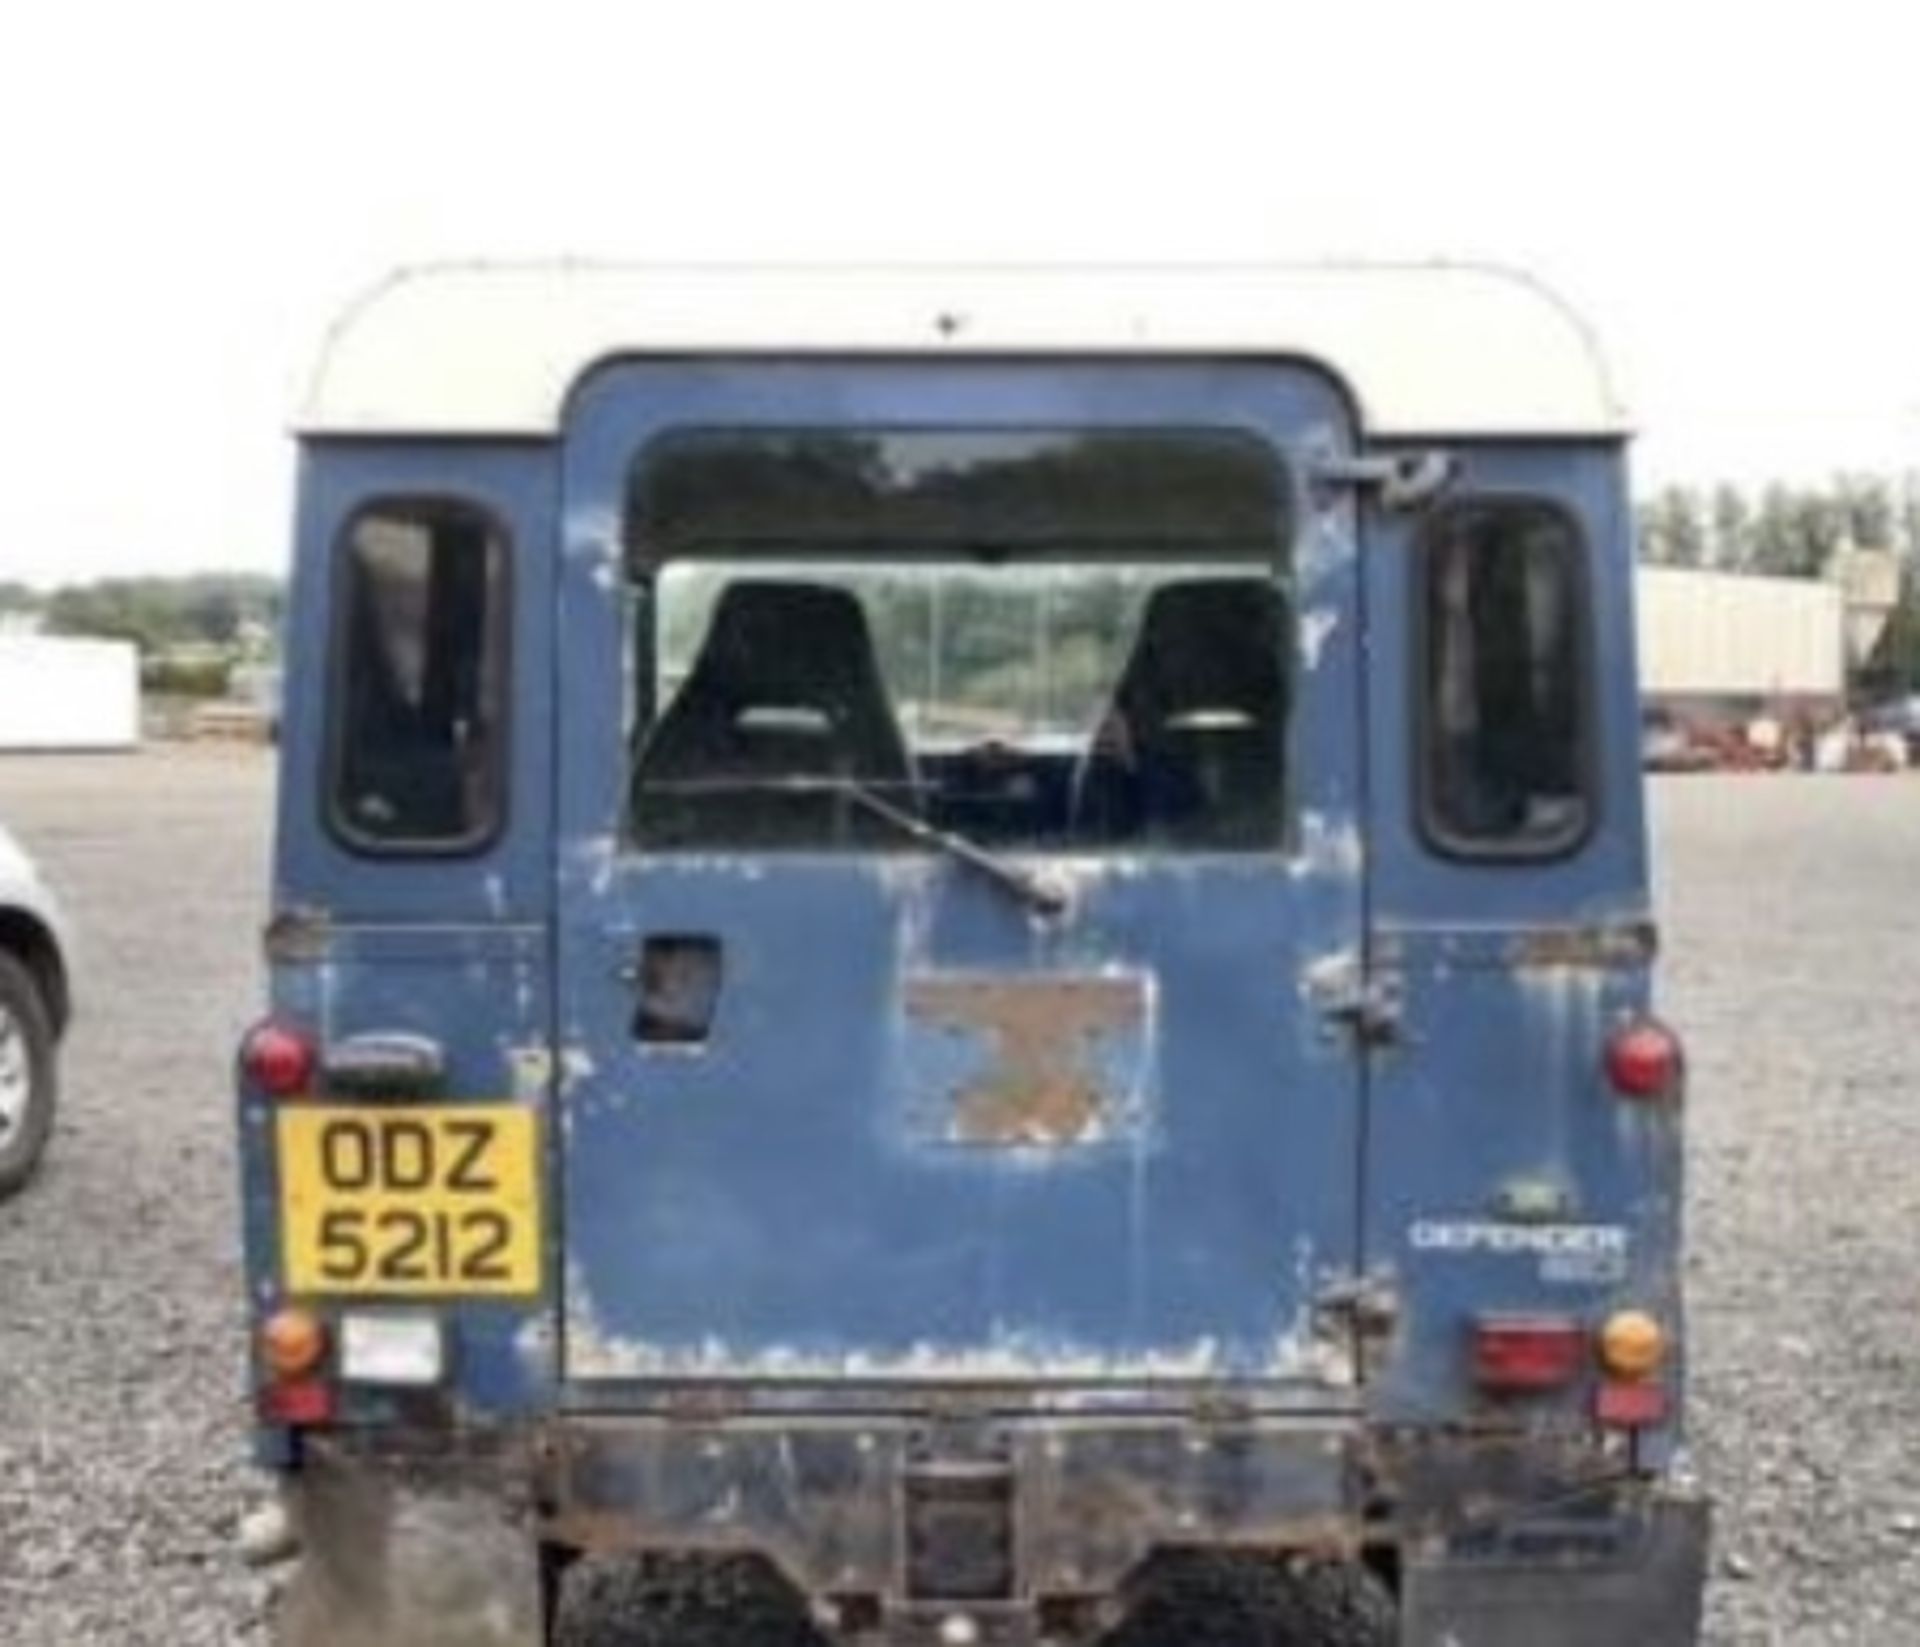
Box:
[329,499,507,852]
[1421,498,1591,855]
[622,429,1292,854]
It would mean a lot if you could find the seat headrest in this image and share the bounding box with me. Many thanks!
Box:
[1117,578,1287,725]
[691,581,885,707]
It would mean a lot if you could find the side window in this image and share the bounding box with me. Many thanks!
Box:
[328,498,508,852]
[1420,498,1592,856]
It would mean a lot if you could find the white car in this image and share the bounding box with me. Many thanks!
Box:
[0,823,69,1196]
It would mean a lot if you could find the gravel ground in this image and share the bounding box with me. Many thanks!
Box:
[0,750,273,1645]
[0,751,1916,1644]
[1658,776,1920,1644]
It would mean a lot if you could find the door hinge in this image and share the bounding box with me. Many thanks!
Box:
[1308,450,1459,512]
[1321,976,1403,1050]
[1313,1273,1401,1336]
[1313,1273,1402,1380]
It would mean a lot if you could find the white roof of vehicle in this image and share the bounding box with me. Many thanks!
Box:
[298,262,1628,440]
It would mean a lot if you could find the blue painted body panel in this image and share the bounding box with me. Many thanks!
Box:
[553,361,1366,1385]
[1360,441,1683,1445]
[249,927,557,1414]
[246,441,561,1418]
[245,366,1681,1450]
[272,442,557,924]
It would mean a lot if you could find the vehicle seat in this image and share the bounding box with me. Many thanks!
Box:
[1072,578,1288,848]
[630,581,917,845]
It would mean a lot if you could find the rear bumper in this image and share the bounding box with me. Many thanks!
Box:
[270,1421,1709,1647]
[544,1412,1359,1600]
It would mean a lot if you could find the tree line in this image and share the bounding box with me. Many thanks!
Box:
[1637,472,1920,576]
[0,574,283,655]
[13,472,1919,653]
[9,473,1920,679]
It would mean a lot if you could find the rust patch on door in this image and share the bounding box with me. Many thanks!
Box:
[1510,920,1658,970]
[905,974,1147,1147]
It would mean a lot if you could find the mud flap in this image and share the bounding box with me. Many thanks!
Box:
[275,1438,545,1647]
[1399,1493,1710,1647]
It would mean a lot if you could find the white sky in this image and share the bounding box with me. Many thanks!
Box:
[2,0,1917,586]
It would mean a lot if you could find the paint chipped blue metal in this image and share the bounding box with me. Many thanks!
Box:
[249,372,1679,1436]
[241,930,561,1420]
[238,324,1716,1641]
[548,360,1369,1389]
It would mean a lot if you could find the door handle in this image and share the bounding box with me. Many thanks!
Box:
[616,935,724,1045]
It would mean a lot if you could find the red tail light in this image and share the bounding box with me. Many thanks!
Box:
[259,1375,335,1427]
[1595,1379,1669,1430]
[1472,1316,1586,1391]
[242,1020,316,1098]
[1605,1018,1682,1100]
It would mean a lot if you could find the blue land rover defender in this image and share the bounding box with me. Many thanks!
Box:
[239,264,1708,1645]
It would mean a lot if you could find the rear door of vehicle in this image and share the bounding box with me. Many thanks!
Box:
[553,359,1368,1392]
[1359,450,1681,1430]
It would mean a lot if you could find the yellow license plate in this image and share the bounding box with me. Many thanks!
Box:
[278,1106,541,1297]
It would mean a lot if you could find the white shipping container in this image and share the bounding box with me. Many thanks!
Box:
[1635,567,1844,701]
[0,637,141,751]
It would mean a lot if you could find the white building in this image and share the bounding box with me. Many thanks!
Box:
[1635,567,1846,710]
[0,636,141,751]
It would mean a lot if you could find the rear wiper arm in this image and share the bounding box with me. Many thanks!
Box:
[639,775,1069,917]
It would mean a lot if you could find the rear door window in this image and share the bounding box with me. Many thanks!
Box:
[623,429,1292,853]
[329,498,508,852]
[1420,498,1592,856]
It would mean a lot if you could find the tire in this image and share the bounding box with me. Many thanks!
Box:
[1103,1552,1396,1647]
[0,949,57,1198]
[551,1554,826,1647]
